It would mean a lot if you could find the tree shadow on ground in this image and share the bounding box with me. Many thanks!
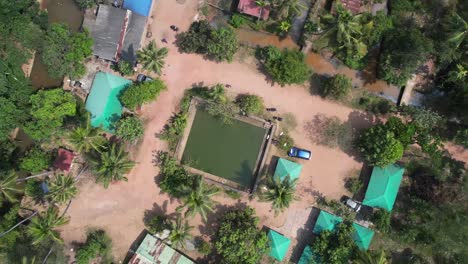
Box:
[309,73,328,96]
[289,207,321,263]
[143,201,178,226]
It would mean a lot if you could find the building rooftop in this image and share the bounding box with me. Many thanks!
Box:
[129,234,195,264]
[237,0,270,20]
[123,0,153,17]
[53,148,76,173]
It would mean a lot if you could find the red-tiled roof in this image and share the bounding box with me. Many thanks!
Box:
[340,0,363,14]
[238,0,270,20]
[54,148,76,172]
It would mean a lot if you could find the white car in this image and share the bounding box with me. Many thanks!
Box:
[344,197,362,212]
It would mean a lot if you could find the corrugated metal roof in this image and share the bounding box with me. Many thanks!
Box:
[92,5,126,61]
[120,11,146,64]
[129,234,196,264]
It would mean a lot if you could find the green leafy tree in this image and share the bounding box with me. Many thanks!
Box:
[117,60,134,76]
[178,20,212,54]
[357,124,404,167]
[278,133,294,151]
[25,89,77,140]
[207,27,239,62]
[207,84,227,103]
[258,46,311,86]
[27,207,69,245]
[115,116,144,142]
[176,175,219,221]
[88,142,135,188]
[261,176,298,214]
[0,205,22,253]
[145,214,170,235]
[46,175,77,204]
[19,146,51,173]
[313,222,356,264]
[214,207,269,264]
[0,171,21,204]
[321,74,352,99]
[205,101,239,125]
[120,79,166,110]
[42,23,93,79]
[371,209,391,233]
[157,152,194,198]
[73,0,96,10]
[68,123,104,154]
[168,216,193,249]
[75,230,113,264]
[236,94,264,114]
[384,116,416,148]
[137,40,168,75]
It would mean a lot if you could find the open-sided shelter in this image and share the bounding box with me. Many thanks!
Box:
[352,223,375,250]
[268,230,291,261]
[363,164,404,211]
[312,210,343,234]
[273,158,302,182]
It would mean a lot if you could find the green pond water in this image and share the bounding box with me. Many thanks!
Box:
[182,110,266,188]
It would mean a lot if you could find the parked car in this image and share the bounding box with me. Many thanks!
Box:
[342,196,362,212]
[136,74,153,83]
[288,147,311,160]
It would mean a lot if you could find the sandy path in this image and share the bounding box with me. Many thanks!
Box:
[60,0,369,261]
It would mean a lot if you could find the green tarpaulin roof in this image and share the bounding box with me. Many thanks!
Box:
[85,72,131,132]
[352,223,375,250]
[313,210,343,234]
[298,245,321,264]
[268,230,291,261]
[363,164,404,211]
[274,158,303,182]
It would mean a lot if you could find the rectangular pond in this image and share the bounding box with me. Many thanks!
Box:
[182,109,266,189]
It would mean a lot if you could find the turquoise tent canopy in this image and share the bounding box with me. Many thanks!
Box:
[298,245,321,264]
[85,72,131,132]
[312,210,343,234]
[274,158,303,182]
[363,164,404,211]
[352,223,375,250]
[268,230,291,261]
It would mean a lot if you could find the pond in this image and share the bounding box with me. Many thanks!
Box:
[182,109,266,188]
[30,0,84,89]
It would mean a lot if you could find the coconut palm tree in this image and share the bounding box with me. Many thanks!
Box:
[278,0,307,19]
[354,250,388,264]
[168,216,193,249]
[88,142,135,188]
[0,171,22,204]
[176,175,219,221]
[445,12,467,49]
[46,175,77,204]
[207,84,227,103]
[318,3,366,56]
[255,0,270,21]
[137,40,169,75]
[261,176,298,214]
[27,207,69,245]
[68,122,104,154]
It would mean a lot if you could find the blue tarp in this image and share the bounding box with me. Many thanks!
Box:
[123,0,152,16]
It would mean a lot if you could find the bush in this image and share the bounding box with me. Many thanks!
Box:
[20,147,51,173]
[120,79,166,110]
[312,222,356,263]
[224,189,242,199]
[277,134,294,151]
[235,94,264,115]
[25,179,44,200]
[230,14,246,28]
[146,214,170,235]
[115,116,144,142]
[74,0,96,9]
[321,74,352,100]
[257,46,311,86]
[372,209,391,233]
[196,239,212,255]
[204,101,238,125]
[160,113,188,150]
[117,60,134,76]
[75,230,112,264]
[344,177,363,194]
[454,128,468,148]
[157,152,193,198]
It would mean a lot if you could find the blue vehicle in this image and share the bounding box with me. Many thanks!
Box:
[288,147,311,160]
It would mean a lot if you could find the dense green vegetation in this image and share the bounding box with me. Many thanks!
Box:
[321,74,353,100]
[115,115,144,142]
[137,40,168,75]
[120,79,167,110]
[312,222,357,263]
[178,20,239,62]
[235,94,265,115]
[260,176,297,214]
[19,146,51,173]
[75,230,113,264]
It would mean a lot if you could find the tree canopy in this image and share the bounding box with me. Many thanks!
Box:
[235,94,264,115]
[312,222,357,264]
[115,116,144,142]
[321,74,353,99]
[120,79,166,110]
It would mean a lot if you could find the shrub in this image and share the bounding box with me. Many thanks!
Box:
[20,147,51,173]
[321,74,352,100]
[25,179,44,200]
[224,189,241,199]
[117,60,134,76]
[120,79,166,110]
[344,177,363,194]
[196,239,212,255]
[278,134,294,151]
[454,128,468,148]
[230,14,246,28]
[312,222,356,263]
[371,209,391,233]
[74,0,96,9]
[204,101,238,125]
[146,214,170,235]
[115,116,144,142]
[157,152,193,198]
[235,94,264,115]
[160,113,188,150]
[75,230,113,264]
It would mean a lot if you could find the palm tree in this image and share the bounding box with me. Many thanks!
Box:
[21,256,36,264]
[88,142,135,188]
[261,176,298,214]
[279,0,307,19]
[137,40,169,75]
[354,250,388,264]
[318,3,366,56]
[0,171,22,204]
[255,0,270,21]
[168,216,193,249]
[445,12,467,49]
[176,175,219,221]
[68,122,104,154]
[207,84,227,103]
[46,175,77,204]
[278,20,292,33]
[27,207,69,245]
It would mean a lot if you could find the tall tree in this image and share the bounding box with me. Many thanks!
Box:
[168,216,193,249]
[68,122,104,154]
[354,250,388,264]
[0,171,22,204]
[261,176,297,214]
[27,207,69,245]
[176,175,219,221]
[46,175,77,204]
[137,40,168,75]
[88,142,135,188]
[207,84,227,103]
